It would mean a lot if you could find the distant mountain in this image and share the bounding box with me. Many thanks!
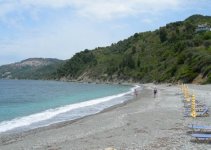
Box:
[0,58,64,80]
[55,14,211,84]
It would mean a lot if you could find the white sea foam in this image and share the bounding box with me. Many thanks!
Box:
[0,85,140,133]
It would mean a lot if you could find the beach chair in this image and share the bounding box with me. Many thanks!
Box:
[185,106,208,112]
[188,125,211,134]
[184,103,205,108]
[188,125,211,130]
[182,99,199,103]
[187,108,205,112]
[197,107,209,117]
[191,134,211,143]
[184,107,209,117]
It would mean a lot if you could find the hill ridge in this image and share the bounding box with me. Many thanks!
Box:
[0,58,64,80]
[55,14,211,84]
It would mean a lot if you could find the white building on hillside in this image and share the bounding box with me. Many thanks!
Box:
[195,24,211,32]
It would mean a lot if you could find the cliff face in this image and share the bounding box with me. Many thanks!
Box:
[0,58,64,80]
[56,15,211,84]
[17,58,57,67]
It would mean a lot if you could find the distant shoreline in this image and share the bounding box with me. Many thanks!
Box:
[0,78,142,87]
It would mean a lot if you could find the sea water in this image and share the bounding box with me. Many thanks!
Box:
[0,80,139,133]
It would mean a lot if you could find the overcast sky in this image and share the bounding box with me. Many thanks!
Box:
[0,0,210,65]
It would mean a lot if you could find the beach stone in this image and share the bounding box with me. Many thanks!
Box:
[105,147,117,150]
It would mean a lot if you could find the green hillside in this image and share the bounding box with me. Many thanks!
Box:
[55,15,211,84]
[0,58,64,80]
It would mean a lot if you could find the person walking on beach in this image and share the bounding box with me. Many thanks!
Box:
[153,87,157,98]
[134,89,138,98]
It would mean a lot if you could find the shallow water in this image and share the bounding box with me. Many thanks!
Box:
[0,80,136,133]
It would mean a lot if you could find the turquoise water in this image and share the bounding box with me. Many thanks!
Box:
[0,80,134,133]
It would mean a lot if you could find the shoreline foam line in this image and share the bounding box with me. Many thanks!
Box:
[0,85,140,133]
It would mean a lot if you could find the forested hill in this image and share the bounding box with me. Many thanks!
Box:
[55,15,211,84]
[0,58,64,80]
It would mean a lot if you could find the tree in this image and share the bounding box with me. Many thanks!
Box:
[159,28,167,42]
[184,22,195,33]
[134,33,139,38]
[121,54,135,69]
[137,58,140,67]
[131,46,136,54]
[204,41,211,49]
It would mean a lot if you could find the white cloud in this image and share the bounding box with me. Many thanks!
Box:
[0,20,113,62]
[0,0,183,21]
[76,0,181,19]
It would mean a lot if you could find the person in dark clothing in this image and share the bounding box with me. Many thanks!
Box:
[154,87,157,98]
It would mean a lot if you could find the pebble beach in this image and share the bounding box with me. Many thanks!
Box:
[0,84,211,150]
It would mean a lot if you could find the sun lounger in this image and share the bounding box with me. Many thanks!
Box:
[188,125,211,134]
[184,104,206,108]
[197,107,209,116]
[184,107,209,117]
[188,125,211,130]
[191,134,211,143]
[185,106,208,112]
[182,99,199,103]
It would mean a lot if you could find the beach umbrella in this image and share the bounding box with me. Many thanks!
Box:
[183,85,190,102]
[191,94,197,118]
